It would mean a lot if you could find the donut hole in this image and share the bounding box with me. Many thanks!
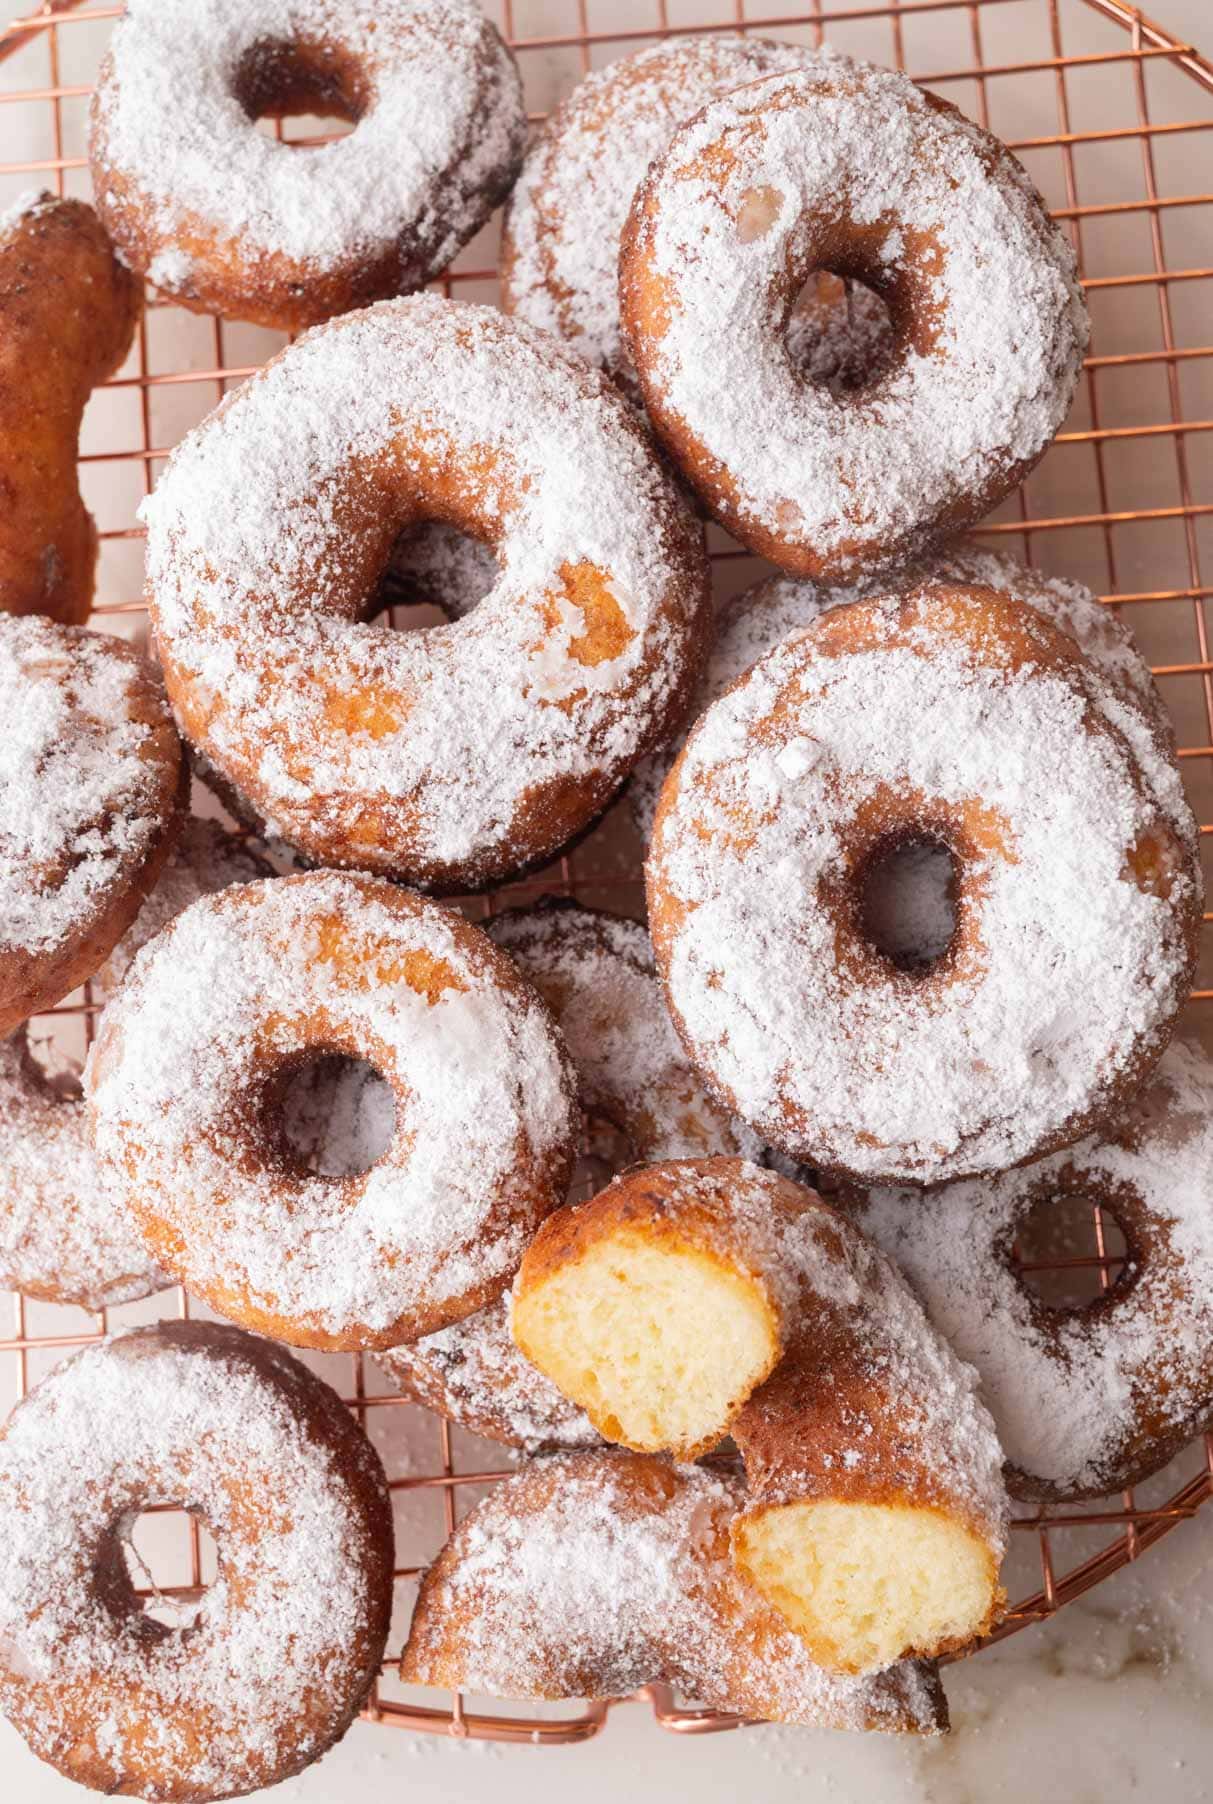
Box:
[269,1051,397,1178]
[1012,1194,1133,1313]
[112,1507,219,1634]
[786,272,898,395]
[856,834,959,974]
[234,38,368,143]
[371,521,502,629]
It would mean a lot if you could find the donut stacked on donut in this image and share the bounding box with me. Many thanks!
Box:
[87,872,578,1350]
[144,296,710,892]
[647,582,1200,1184]
[620,58,1089,577]
[0,615,184,1038]
[851,1038,1213,1503]
[90,0,526,332]
[0,1321,394,1800]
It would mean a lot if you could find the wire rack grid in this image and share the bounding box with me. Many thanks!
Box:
[1,0,1213,1752]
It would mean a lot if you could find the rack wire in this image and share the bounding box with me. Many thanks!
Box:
[1,0,1212,1750]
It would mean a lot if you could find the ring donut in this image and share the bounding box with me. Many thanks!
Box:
[0,616,184,1038]
[619,58,1089,578]
[87,872,578,1350]
[0,1321,393,1800]
[144,296,710,891]
[89,0,526,332]
[852,1038,1213,1502]
[647,582,1200,1184]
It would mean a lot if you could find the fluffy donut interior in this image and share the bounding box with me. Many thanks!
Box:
[732,1499,1000,1677]
[511,1229,780,1456]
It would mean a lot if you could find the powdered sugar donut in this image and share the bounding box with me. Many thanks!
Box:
[0,616,184,1038]
[853,1039,1213,1501]
[630,541,1169,845]
[89,0,525,333]
[620,58,1089,579]
[402,1448,948,1732]
[0,1320,393,1800]
[380,901,759,1449]
[87,872,578,1350]
[0,1030,168,1312]
[648,582,1200,1184]
[144,296,710,891]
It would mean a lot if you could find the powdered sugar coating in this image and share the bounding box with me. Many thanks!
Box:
[382,903,761,1450]
[143,296,709,890]
[0,1322,392,1799]
[648,585,1199,1183]
[620,57,1089,577]
[402,1449,947,1731]
[502,36,821,395]
[90,0,525,328]
[86,872,578,1348]
[0,615,181,1009]
[629,541,1168,846]
[0,1030,168,1312]
[853,1038,1213,1501]
[97,815,272,995]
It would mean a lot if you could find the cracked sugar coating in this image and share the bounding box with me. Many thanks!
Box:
[381,902,761,1450]
[89,0,526,332]
[853,1038,1213,1502]
[0,615,184,1036]
[143,296,710,891]
[629,539,1172,846]
[0,1029,169,1312]
[0,1321,393,1801]
[619,55,1089,579]
[86,871,579,1350]
[401,1448,948,1732]
[647,583,1200,1184]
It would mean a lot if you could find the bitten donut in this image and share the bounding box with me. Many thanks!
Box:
[620,58,1089,578]
[513,1158,1007,1675]
[87,872,577,1350]
[647,583,1200,1184]
[630,540,1170,844]
[89,0,525,333]
[0,194,139,625]
[0,1029,168,1312]
[144,296,710,891]
[380,901,758,1449]
[402,1449,949,1732]
[853,1038,1213,1503]
[0,616,185,1038]
[0,1321,393,1801]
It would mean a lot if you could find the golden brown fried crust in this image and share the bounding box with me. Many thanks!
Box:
[0,197,140,625]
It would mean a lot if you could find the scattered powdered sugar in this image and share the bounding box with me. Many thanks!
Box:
[0,615,179,957]
[0,1324,390,1797]
[854,1038,1213,1499]
[403,1450,946,1731]
[624,57,1089,573]
[503,36,822,395]
[85,872,577,1342]
[0,1030,168,1312]
[142,296,707,887]
[91,0,525,286]
[630,541,1173,847]
[648,590,1198,1182]
[97,815,272,994]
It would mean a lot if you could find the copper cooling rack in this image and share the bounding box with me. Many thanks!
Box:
[2,0,1213,1751]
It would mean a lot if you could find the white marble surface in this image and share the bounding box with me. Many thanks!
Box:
[1,0,1212,1798]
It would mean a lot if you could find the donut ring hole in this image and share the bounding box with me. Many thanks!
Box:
[785,271,898,396]
[1009,1189,1138,1316]
[98,1505,220,1640]
[234,37,370,140]
[855,831,959,975]
[372,519,503,630]
[260,1048,397,1180]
